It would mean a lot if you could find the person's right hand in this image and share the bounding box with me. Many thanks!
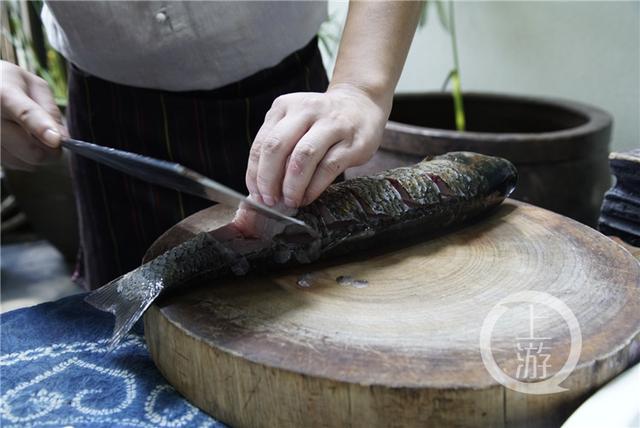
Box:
[1,60,67,171]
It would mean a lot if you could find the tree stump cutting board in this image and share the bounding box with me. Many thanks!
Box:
[143,200,640,428]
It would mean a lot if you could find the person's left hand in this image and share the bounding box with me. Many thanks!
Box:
[245,84,391,208]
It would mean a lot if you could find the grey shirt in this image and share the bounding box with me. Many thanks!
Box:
[43,1,327,91]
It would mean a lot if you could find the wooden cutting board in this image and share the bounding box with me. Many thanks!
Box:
[143,200,640,428]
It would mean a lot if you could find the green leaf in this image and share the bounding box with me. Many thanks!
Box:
[3,0,68,104]
[318,33,335,59]
[418,1,429,29]
[435,0,450,33]
[451,70,466,132]
[317,10,343,58]
[441,69,455,91]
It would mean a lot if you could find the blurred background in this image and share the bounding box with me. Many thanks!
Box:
[1,0,639,311]
[322,1,638,153]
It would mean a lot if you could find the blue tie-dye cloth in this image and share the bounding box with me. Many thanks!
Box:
[0,294,223,428]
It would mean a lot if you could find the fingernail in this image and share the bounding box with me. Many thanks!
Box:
[42,128,61,148]
[284,197,297,208]
[262,195,275,206]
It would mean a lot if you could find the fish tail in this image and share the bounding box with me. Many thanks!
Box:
[85,232,244,350]
[84,271,163,351]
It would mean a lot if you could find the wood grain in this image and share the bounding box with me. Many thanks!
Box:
[143,200,640,427]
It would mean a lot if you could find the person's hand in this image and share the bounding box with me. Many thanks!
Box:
[246,83,391,208]
[1,60,66,171]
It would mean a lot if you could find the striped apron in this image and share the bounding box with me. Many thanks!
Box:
[66,37,328,290]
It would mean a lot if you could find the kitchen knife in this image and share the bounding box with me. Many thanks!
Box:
[61,138,310,230]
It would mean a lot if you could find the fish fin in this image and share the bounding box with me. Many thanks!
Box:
[84,273,163,352]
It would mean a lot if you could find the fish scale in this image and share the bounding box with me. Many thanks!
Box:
[345,177,407,217]
[380,167,441,206]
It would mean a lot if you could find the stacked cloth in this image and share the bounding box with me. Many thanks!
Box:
[0,294,223,428]
[599,149,640,246]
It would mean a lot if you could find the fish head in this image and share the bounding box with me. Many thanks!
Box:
[447,152,518,199]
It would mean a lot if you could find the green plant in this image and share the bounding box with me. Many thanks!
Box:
[420,1,466,131]
[1,0,68,106]
[318,10,343,61]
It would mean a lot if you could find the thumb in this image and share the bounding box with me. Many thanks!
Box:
[27,75,68,139]
[2,87,63,148]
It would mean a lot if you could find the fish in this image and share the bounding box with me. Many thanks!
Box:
[85,151,517,350]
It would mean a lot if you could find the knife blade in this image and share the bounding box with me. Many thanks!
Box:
[61,138,310,230]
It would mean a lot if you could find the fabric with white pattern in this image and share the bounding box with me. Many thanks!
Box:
[0,294,223,428]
